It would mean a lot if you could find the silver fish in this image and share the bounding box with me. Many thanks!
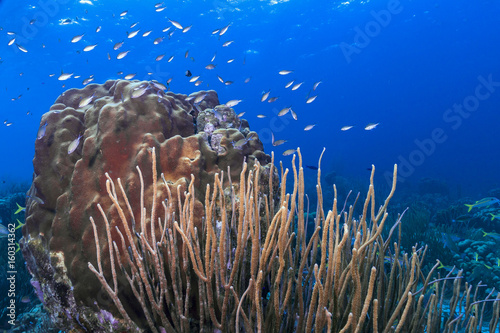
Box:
[194,93,207,104]
[304,124,316,131]
[114,41,124,50]
[306,95,317,104]
[219,23,231,36]
[261,90,270,102]
[78,92,95,108]
[27,195,45,205]
[365,123,379,130]
[37,122,48,139]
[16,44,28,53]
[225,99,242,107]
[341,126,353,131]
[278,107,290,117]
[131,86,149,98]
[233,138,248,148]
[68,135,82,154]
[150,81,166,91]
[279,70,293,75]
[58,72,73,81]
[71,33,84,43]
[169,18,183,29]
[83,76,94,85]
[83,44,97,52]
[127,29,140,38]
[283,149,296,156]
[272,139,287,147]
[117,50,130,59]
[285,80,295,88]
[291,82,304,90]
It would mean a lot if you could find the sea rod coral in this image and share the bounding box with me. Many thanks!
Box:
[89,147,500,332]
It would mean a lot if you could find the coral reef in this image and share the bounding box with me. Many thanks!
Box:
[20,81,500,332]
[20,80,275,331]
[88,150,500,332]
[8,304,59,333]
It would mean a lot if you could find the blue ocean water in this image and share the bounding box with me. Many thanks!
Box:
[1,1,500,331]
[1,0,500,196]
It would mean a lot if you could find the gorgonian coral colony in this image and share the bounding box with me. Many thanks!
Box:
[21,81,500,332]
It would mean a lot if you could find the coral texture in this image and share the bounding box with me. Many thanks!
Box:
[20,80,274,331]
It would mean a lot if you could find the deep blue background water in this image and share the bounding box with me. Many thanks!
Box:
[0,0,499,197]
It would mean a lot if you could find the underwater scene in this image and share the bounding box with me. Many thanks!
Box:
[1,0,500,332]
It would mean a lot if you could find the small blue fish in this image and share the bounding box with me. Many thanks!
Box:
[27,194,44,205]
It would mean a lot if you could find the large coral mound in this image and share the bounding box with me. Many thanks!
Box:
[21,79,273,331]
